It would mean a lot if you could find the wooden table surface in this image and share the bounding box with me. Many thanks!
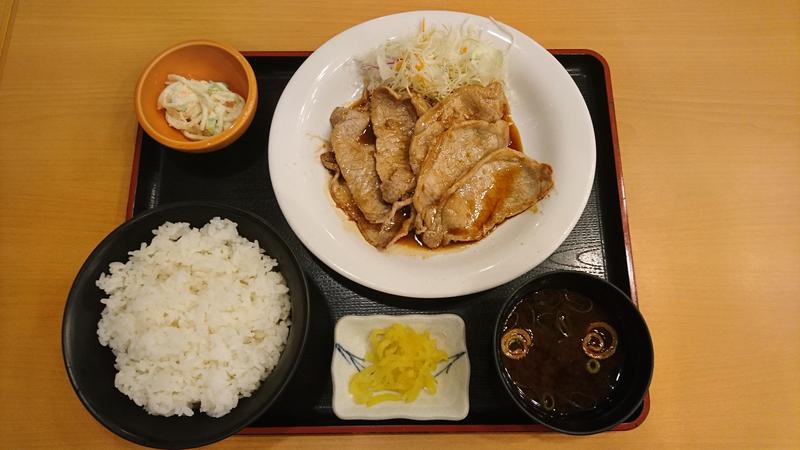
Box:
[1,0,798,448]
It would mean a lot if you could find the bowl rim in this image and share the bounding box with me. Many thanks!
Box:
[492,270,654,435]
[61,201,310,448]
[134,40,258,153]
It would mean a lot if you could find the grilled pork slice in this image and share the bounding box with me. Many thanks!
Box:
[322,151,413,249]
[329,107,389,224]
[421,148,554,248]
[408,82,509,175]
[369,87,417,204]
[413,119,509,234]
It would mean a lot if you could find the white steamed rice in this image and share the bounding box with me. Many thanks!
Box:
[96,217,291,417]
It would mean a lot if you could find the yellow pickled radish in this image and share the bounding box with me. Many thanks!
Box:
[348,323,448,406]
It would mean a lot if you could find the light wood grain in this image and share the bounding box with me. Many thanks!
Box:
[1,0,798,448]
[0,0,17,78]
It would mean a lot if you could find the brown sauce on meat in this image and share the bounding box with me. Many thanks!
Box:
[507,119,542,216]
[394,124,521,251]
[498,289,624,417]
[394,232,472,251]
[349,89,371,110]
[333,102,529,251]
[508,121,523,151]
[471,166,516,232]
[394,233,426,248]
[359,122,376,146]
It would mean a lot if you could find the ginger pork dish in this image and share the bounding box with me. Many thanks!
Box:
[320,23,554,250]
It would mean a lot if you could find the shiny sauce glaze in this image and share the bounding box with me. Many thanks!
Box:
[508,121,523,151]
[395,120,524,250]
[358,122,376,146]
[499,289,624,417]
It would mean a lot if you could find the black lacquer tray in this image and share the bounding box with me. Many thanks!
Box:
[127,50,648,434]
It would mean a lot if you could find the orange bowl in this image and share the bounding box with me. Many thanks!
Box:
[135,41,258,153]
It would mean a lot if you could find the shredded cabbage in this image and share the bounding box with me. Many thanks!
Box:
[359,21,507,101]
[348,323,448,406]
[157,74,245,141]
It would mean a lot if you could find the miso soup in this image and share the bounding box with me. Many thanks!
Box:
[498,288,624,417]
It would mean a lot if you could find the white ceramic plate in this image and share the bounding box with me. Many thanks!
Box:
[269,11,595,298]
[331,314,469,420]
